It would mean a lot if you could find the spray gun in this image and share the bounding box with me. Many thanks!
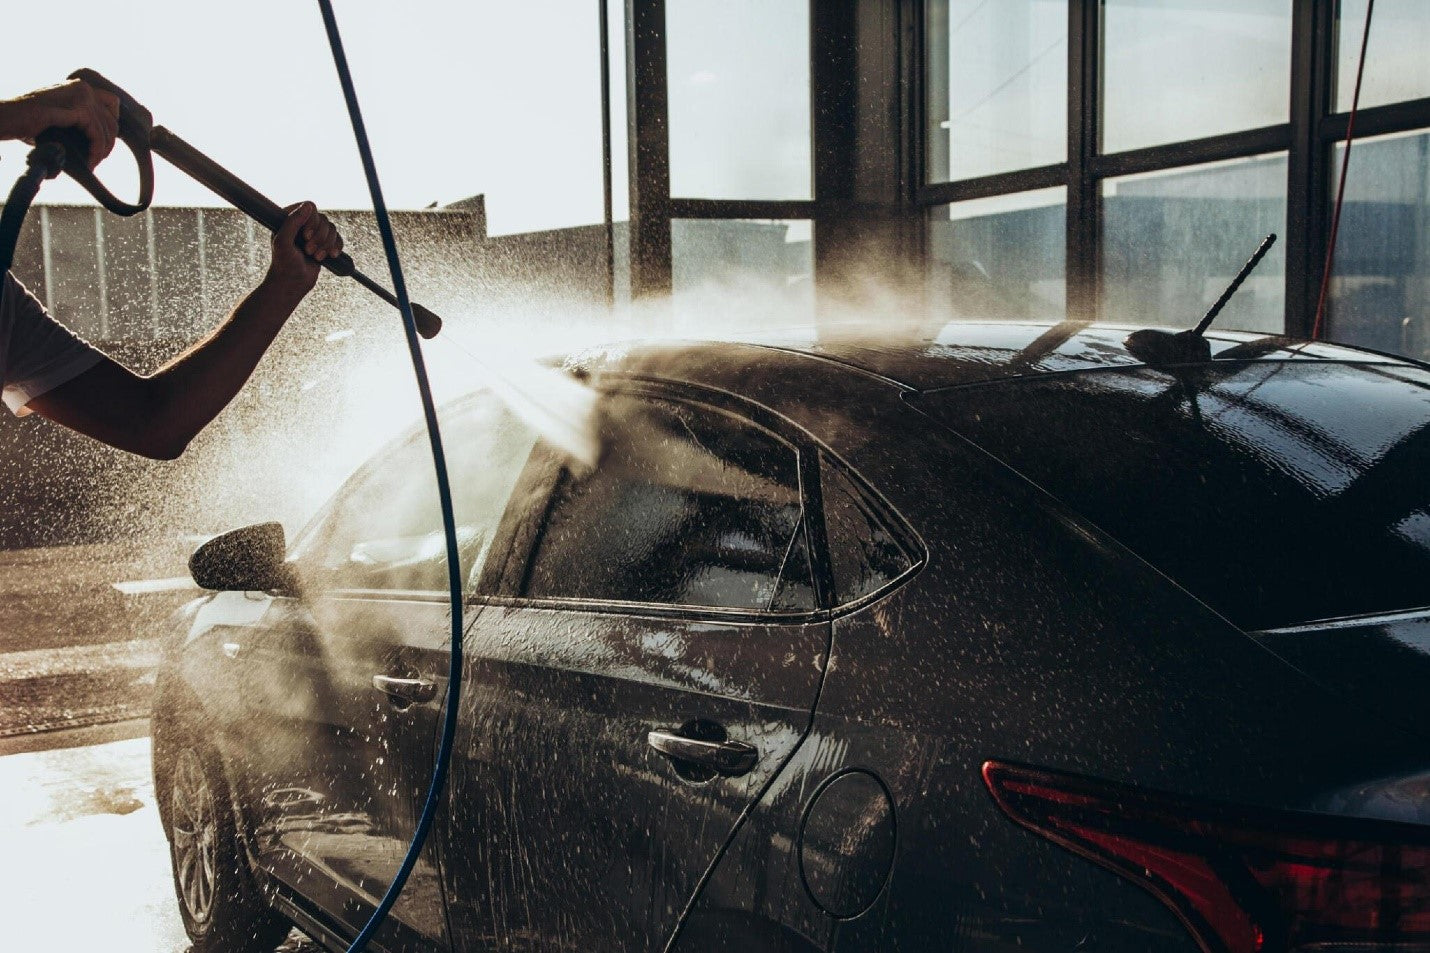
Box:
[5,68,443,338]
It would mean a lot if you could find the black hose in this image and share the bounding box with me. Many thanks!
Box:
[311,4,467,952]
[0,142,68,274]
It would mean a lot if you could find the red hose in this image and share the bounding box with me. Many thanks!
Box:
[1312,0,1376,340]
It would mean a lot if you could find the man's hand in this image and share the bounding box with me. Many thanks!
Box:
[265,202,344,298]
[0,79,119,170]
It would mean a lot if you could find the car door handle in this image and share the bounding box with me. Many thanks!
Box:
[647,730,759,776]
[371,674,437,706]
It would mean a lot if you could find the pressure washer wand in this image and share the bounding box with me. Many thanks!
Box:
[149,126,442,338]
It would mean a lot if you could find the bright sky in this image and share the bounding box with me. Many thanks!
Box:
[0,1,609,235]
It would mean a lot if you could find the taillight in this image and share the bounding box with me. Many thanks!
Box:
[983,760,1430,953]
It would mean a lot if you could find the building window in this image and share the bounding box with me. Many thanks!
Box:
[1102,154,1287,333]
[666,0,812,200]
[925,0,1068,182]
[671,219,814,329]
[1329,130,1430,362]
[1101,0,1292,154]
[928,189,1067,321]
[1336,0,1430,112]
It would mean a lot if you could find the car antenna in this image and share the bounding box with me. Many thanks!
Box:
[1124,232,1278,366]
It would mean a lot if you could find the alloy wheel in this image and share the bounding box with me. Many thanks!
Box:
[171,748,218,926]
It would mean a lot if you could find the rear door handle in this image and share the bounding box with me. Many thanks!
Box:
[371,674,437,706]
[648,730,759,776]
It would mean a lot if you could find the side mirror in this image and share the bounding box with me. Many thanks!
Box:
[189,522,295,593]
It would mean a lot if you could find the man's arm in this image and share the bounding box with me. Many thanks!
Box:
[26,202,343,459]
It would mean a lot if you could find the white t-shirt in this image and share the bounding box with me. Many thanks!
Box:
[1,272,104,416]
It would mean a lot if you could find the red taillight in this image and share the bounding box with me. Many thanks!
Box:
[982,760,1430,953]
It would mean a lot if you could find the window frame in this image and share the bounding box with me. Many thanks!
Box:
[478,377,836,623]
[910,0,1430,340]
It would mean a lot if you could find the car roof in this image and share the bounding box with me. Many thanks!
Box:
[570,320,1413,394]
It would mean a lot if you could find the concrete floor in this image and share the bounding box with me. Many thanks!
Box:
[0,731,318,952]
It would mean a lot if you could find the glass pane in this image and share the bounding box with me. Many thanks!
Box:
[821,457,913,607]
[1102,0,1292,154]
[667,0,812,199]
[925,0,1068,182]
[927,188,1067,321]
[1327,130,1430,362]
[1101,154,1287,333]
[1337,0,1430,111]
[302,395,536,593]
[522,395,807,611]
[672,219,814,331]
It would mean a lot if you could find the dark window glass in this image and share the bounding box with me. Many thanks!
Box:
[922,362,1430,630]
[822,458,914,607]
[769,520,816,612]
[521,396,811,611]
[302,394,536,593]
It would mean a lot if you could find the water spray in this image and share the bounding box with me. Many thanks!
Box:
[0,58,467,953]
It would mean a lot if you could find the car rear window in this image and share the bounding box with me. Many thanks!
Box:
[821,456,916,607]
[919,361,1430,630]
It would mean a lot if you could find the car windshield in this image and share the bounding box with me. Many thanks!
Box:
[919,360,1430,631]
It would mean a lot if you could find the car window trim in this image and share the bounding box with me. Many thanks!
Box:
[291,587,451,604]
[483,377,834,619]
[481,592,828,625]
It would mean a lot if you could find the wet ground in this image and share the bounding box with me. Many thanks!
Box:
[0,541,192,738]
[0,542,319,950]
[0,731,319,952]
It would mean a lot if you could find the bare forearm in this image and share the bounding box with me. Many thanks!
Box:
[28,202,338,459]
[28,277,305,460]
[144,277,306,447]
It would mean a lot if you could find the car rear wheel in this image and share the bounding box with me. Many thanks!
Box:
[164,739,292,953]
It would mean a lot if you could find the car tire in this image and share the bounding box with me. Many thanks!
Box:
[163,736,292,953]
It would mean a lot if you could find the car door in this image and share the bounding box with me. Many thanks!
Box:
[441,385,832,951]
[228,392,537,951]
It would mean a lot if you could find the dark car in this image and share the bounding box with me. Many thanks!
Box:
[152,322,1430,953]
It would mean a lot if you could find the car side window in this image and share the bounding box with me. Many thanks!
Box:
[517,394,815,612]
[301,393,536,594]
[821,456,914,607]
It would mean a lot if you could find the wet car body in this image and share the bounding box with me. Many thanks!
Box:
[152,322,1430,952]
